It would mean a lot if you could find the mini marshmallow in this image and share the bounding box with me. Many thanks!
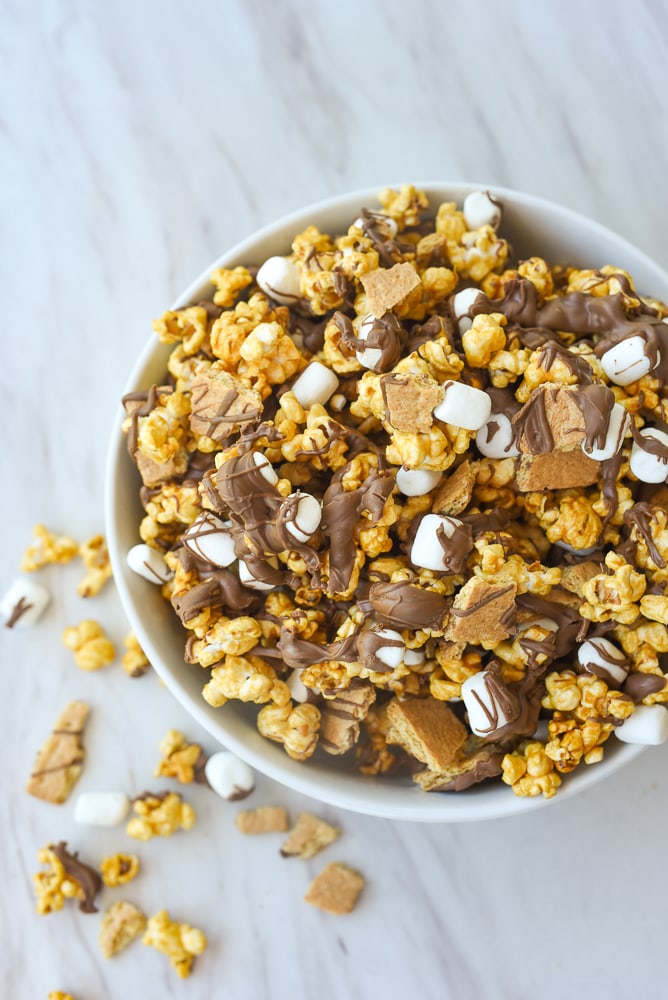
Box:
[183,513,236,567]
[355,314,383,370]
[127,544,174,584]
[463,190,502,230]
[205,750,255,800]
[373,628,406,669]
[577,637,630,687]
[74,792,130,827]
[403,647,426,666]
[475,412,520,459]
[238,559,276,591]
[253,452,279,485]
[285,493,322,542]
[1,577,51,628]
[256,255,301,305]
[291,361,340,408]
[410,514,464,572]
[287,668,311,703]
[329,393,347,412]
[629,428,668,484]
[600,334,657,386]
[451,287,484,333]
[433,382,492,431]
[461,670,514,737]
[581,402,630,461]
[395,467,442,497]
[615,704,668,746]
[353,211,398,239]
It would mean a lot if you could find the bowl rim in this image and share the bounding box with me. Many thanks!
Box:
[105,180,664,822]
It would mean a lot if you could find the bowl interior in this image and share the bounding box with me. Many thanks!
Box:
[106,182,667,822]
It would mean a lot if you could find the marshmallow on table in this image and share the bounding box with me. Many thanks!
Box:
[285,492,322,543]
[461,670,514,737]
[126,544,173,584]
[463,190,502,231]
[256,255,301,305]
[600,335,658,386]
[581,402,630,462]
[74,792,130,827]
[291,361,340,408]
[205,750,255,800]
[433,382,492,431]
[475,412,520,459]
[577,637,630,686]
[396,467,442,497]
[629,428,668,484]
[615,704,668,745]
[1,577,51,628]
[451,287,484,333]
[183,512,236,567]
[411,514,465,572]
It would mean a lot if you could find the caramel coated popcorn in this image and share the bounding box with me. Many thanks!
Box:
[21,524,78,571]
[142,909,207,978]
[155,729,206,784]
[100,853,140,887]
[122,186,668,799]
[126,791,196,840]
[33,842,101,915]
[62,620,116,671]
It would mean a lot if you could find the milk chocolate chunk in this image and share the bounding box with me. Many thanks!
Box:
[360,262,421,316]
[444,579,517,645]
[386,697,468,771]
[189,369,262,442]
[27,701,89,804]
[367,580,449,630]
[623,673,667,702]
[51,841,102,913]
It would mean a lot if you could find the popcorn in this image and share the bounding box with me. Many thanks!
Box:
[142,909,207,978]
[77,534,113,597]
[62,619,116,670]
[100,853,140,888]
[33,842,101,915]
[21,524,78,571]
[119,186,668,800]
[126,791,196,840]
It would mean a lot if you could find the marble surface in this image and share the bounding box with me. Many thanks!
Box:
[2,1,668,998]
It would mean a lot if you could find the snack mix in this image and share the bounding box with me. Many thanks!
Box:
[122,185,668,799]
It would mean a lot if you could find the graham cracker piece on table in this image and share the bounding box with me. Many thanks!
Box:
[280,812,341,860]
[26,701,89,804]
[431,459,477,516]
[235,806,289,835]
[444,578,517,645]
[304,862,365,915]
[360,262,421,316]
[380,374,443,433]
[386,697,467,771]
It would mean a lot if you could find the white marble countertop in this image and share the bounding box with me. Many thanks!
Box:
[3,2,668,998]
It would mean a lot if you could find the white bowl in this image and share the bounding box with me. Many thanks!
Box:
[105,183,668,822]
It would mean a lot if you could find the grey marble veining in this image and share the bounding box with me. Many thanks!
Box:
[2,1,668,997]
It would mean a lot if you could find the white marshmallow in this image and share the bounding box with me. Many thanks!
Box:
[410,514,464,572]
[553,542,600,556]
[433,382,492,431]
[183,513,236,567]
[463,191,502,230]
[581,402,630,461]
[205,750,255,800]
[291,361,340,408]
[461,670,514,737]
[256,255,301,304]
[353,211,398,239]
[285,492,322,543]
[475,412,520,459]
[329,393,347,412]
[615,704,668,745]
[74,792,130,827]
[1,577,51,628]
[355,314,383,370]
[253,452,279,485]
[451,287,484,335]
[600,334,657,386]
[287,668,311,703]
[395,467,442,497]
[373,628,406,669]
[629,428,668,484]
[577,637,630,686]
[127,544,173,584]
[404,647,426,666]
[238,559,276,591]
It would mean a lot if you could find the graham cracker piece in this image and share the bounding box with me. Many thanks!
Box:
[235,806,289,835]
[560,560,604,597]
[360,262,421,316]
[319,683,376,756]
[280,812,341,859]
[189,369,262,443]
[514,450,600,491]
[444,578,517,645]
[99,900,147,959]
[304,861,365,915]
[380,374,443,433]
[385,697,467,771]
[431,459,477,516]
[515,385,587,454]
[414,744,504,792]
[26,701,89,804]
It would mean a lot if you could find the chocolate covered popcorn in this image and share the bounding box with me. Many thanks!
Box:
[122,185,668,798]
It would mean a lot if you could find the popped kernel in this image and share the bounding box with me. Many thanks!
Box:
[21,524,78,571]
[77,534,113,597]
[62,619,115,671]
[155,729,206,784]
[122,630,150,677]
[257,702,321,761]
[501,741,562,799]
[100,853,140,887]
[142,909,207,979]
[126,791,196,840]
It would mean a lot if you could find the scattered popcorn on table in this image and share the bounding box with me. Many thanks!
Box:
[33,842,101,915]
[21,524,78,571]
[62,619,116,670]
[155,729,207,784]
[100,853,140,888]
[142,909,207,979]
[126,791,196,840]
[26,701,89,804]
[121,630,151,677]
[77,534,113,597]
